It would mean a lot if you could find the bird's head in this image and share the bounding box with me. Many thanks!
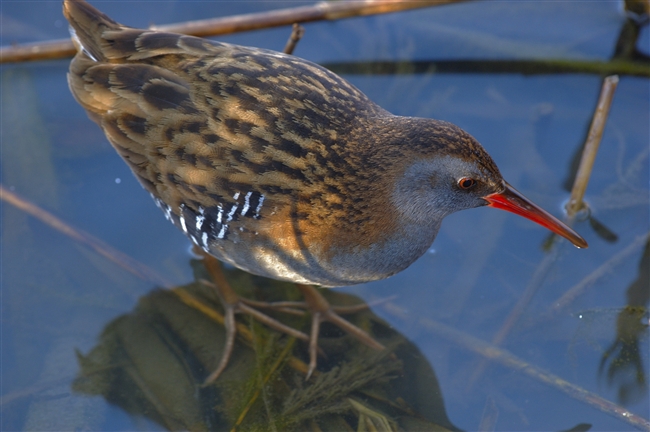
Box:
[387,118,587,248]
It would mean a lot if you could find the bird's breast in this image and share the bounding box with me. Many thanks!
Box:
[154,185,436,286]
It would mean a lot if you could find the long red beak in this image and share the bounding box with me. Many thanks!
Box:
[483,182,588,249]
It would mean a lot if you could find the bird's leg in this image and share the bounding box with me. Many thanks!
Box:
[200,253,311,384]
[295,284,386,379]
[199,251,385,382]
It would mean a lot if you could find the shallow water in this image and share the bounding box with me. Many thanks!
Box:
[1,1,649,430]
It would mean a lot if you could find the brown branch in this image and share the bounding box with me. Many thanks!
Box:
[0,39,75,63]
[0,184,172,288]
[0,0,469,64]
[283,24,305,56]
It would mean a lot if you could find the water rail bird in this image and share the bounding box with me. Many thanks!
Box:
[63,0,587,381]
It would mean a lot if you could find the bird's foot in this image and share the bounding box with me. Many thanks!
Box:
[295,284,385,379]
[200,254,311,385]
[200,253,385,383]
[241,288,390,379]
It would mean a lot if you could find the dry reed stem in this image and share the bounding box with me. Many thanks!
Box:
[566,75,619,216]
[0,0,467,64]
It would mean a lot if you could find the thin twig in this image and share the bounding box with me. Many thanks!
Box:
[283,24,305,56]
[382,303,650,431]
[0,0,468,64]
[240,294,397,316]
[0,184,171,289]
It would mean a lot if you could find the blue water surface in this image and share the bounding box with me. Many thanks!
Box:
[1,1,648,430]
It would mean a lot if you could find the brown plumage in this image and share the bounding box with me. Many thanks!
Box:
[64,0,586,288]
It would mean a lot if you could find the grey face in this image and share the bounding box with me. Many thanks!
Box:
[391,155,504,227]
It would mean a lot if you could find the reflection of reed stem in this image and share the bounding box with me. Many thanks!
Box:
[0,0,467,64]
[394,311,650,430]
[0,183,171,289]
[543,232,650,319]
[478,395,499,432]
[566,75,619,217]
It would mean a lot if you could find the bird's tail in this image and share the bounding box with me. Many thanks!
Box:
[63,0,125,62]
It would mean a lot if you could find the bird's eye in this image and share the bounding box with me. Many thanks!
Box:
[458,177,477,189]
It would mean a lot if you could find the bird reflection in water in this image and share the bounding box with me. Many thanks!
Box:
[72,262,460,431]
